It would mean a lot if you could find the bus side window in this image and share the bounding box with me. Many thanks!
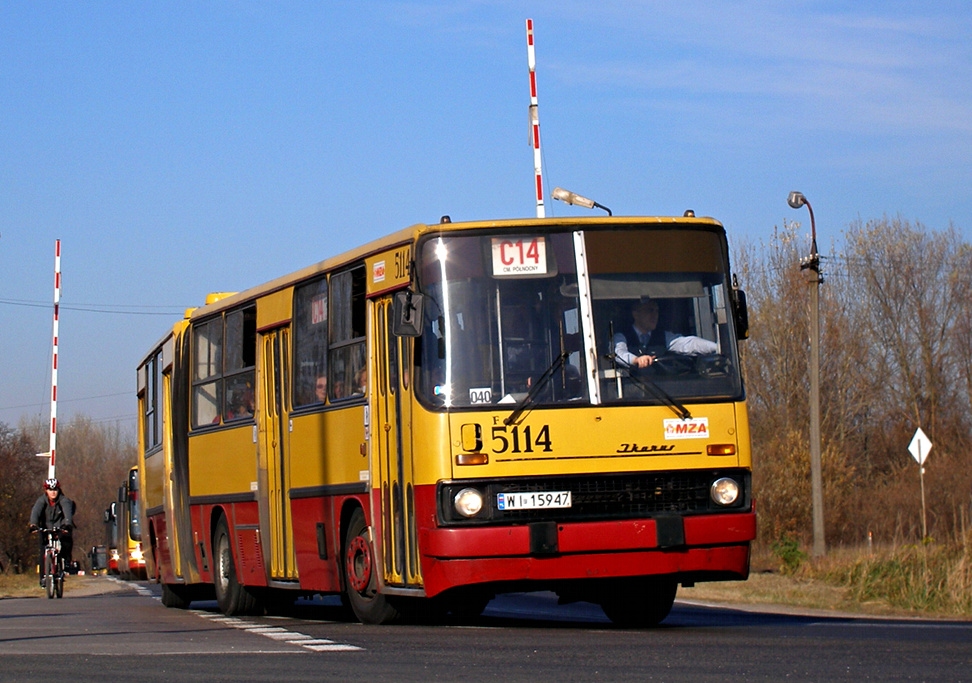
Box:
[292,276,329,407]
[329,266,366,401]
[192,318,222,427]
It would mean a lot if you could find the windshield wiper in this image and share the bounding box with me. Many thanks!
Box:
[605,353,692,420]
[504,351,570,426]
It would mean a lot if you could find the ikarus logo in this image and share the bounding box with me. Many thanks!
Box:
[663,417,709,440]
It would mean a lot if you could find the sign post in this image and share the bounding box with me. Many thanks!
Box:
[908,427,932,540]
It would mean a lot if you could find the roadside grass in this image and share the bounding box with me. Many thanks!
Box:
[685,537,972,619]
[0,572,48,599]
[821,538,972,617]
[0,572,107,599]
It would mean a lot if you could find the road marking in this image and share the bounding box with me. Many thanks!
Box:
[109,579,363,652]
[809,621,972,629]
[193,610,363,652]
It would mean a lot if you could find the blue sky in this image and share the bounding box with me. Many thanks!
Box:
[2,1,970,428]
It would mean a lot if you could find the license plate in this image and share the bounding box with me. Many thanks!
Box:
[497,491,572,510]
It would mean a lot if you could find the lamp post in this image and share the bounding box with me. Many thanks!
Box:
[788,191,826,558]
[551,187,612,216]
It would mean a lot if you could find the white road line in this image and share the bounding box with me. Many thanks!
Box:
[113,581,364,652]
[190,608,363,651]
[809,621,972,629]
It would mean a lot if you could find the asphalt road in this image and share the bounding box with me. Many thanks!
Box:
[0,578,969,681]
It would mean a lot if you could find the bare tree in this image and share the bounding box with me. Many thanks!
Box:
[736,216,972,548]
[0,423,46,573]
[7,416,136,572]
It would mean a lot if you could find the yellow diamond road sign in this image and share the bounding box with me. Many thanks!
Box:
[908,428,932,465]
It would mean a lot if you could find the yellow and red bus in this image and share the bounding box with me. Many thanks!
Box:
[114,466,147,580]
[137,215,754,625]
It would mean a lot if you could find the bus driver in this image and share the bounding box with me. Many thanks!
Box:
[612,298,717,369]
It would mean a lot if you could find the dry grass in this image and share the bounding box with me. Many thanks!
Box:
[0,572,115,599]
[684,544,972,620]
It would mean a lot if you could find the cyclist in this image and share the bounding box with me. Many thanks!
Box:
[29,478,75,586]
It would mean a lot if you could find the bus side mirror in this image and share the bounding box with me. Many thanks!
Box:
[392,290,424,337]
[734,288,749,340]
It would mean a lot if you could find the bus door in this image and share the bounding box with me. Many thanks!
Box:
[259,326,297,581]
[374,298,420,587]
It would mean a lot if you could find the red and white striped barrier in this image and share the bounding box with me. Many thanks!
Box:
[526,19,545,218]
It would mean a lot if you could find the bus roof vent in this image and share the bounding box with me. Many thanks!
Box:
[205,292,237,305]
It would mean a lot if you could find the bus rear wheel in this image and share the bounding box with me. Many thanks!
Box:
[342,508,399,624]
[598,577,678,628]
[213,517,263,616]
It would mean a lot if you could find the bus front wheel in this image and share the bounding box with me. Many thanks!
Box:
[342,509,399,624]
[599,577,677,628]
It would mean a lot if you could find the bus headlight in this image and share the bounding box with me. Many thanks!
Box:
[710,477,740,506]
[454,488,484,518]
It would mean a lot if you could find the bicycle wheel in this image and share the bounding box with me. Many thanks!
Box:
[55,558,64,598]
[44,552,55,599]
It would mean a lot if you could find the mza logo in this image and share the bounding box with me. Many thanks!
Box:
[372,260,386,283]
[663,417,709,440]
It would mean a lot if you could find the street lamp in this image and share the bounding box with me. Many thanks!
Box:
[788,191,826,558]
[552,187,612,216]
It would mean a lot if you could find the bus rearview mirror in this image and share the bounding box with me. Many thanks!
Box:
[392,290,424,337]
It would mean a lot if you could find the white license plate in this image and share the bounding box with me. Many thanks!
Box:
[497,491,572,510]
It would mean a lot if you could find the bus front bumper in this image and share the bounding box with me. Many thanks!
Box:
[418,511,756,598]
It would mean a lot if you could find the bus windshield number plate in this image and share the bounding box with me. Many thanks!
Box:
[497,491,572,511]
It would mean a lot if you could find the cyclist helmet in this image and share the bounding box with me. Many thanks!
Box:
[44,478,59,491]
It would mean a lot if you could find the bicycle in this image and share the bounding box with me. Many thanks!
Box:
[35,527,66,599]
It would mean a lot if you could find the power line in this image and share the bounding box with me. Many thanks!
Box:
[0,391,130,412]
[0,298,185,316]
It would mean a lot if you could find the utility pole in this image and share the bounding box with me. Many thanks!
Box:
[788,192,826,558]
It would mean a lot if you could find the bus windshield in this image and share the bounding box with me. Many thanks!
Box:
[414,226,742,409]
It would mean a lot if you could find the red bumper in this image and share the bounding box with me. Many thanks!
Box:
[418,511,755,597]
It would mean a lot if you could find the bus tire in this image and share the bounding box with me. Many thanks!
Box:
[599,577,677,628]
[213,517,263,616]
[161,583,191,609]
[342,508,399,624]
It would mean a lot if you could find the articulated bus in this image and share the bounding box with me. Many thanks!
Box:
[115,466,147,579]
[137,215,754,626]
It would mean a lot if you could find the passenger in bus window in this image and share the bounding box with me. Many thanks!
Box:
[353,367,367,395]
[612,298,717,369]
[314,376,328,403]
[226,381,254,420]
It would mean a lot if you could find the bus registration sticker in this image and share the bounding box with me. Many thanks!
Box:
[497,491,571,510]
[491,237,547,276]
